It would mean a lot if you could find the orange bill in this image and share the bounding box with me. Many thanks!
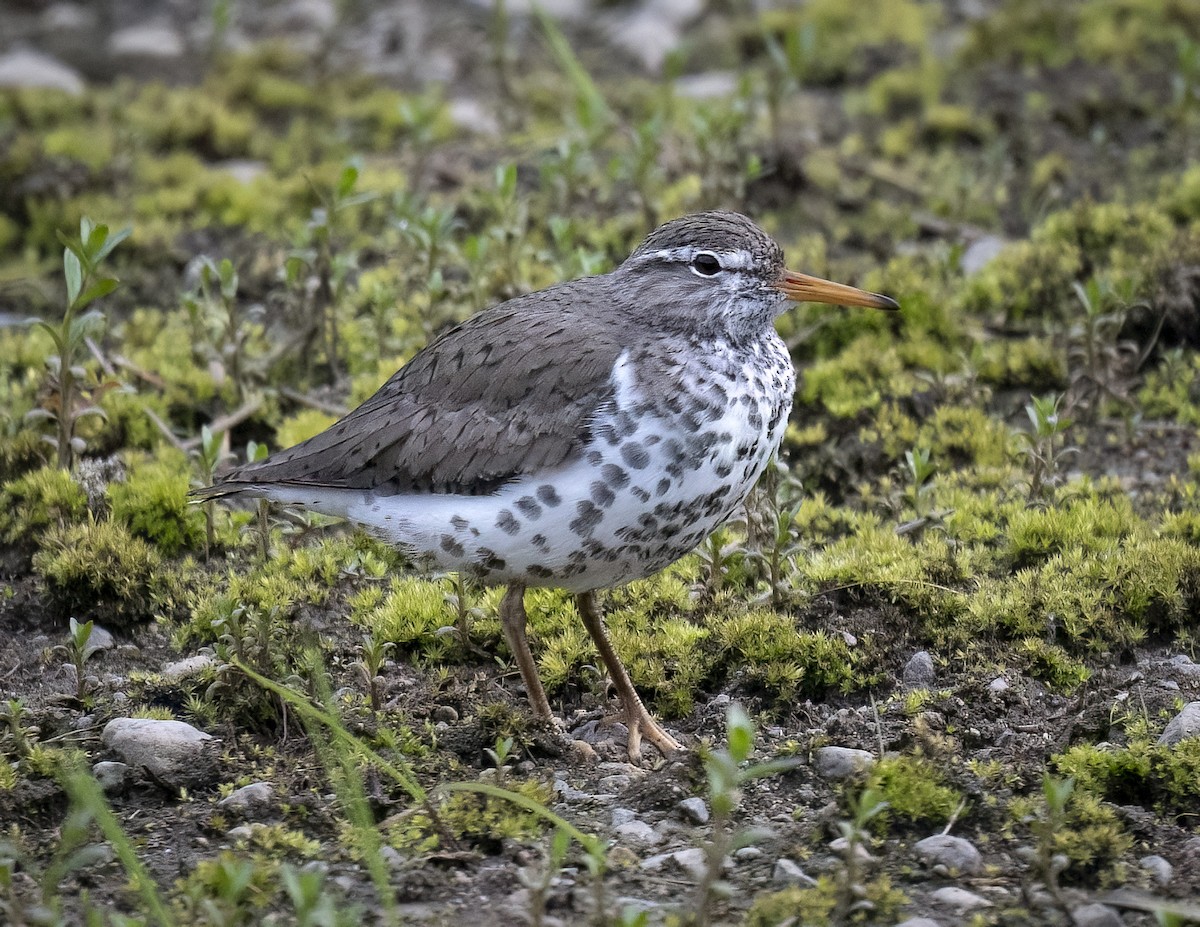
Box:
[776,269,899,311]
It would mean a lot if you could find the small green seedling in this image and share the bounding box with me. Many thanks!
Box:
[26,218,130,471]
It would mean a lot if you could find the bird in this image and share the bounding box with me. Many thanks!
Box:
[194,210,898,760]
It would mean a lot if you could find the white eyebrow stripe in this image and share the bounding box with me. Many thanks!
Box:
[643,247,754,270]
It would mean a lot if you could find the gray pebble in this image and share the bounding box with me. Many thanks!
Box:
[894,919,945,927]
[1139,853,1173,887]
[670,847,707,880]
[1070,903,1124,927]
[611,807,638,827]
[903,650,936,688]
[92,761,130,792]
[160,654,217,682]
[218,782,274,814]
[1158,702,1200,745]
[102,718,217,788]
[772,858,816,886]
[814,746,875,779]
[931,886,990,912]
[678,797,709,825]
[614,820,663,850]
[431,705,458,723]
[914,834,983,875]
[82,624,115,660]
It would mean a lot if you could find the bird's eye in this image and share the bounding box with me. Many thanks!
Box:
[690,252,722,277]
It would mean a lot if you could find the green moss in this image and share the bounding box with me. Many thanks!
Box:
[742,872,904,926]
[920,405,1011,469]
[865,755,963,828]
[755,0,938,86]
[1005,495,1139,565]
[1054,737,1200,817]
[974,336,1067,391]
[0,466,87,545]
[33,518,167,627]
[349,576,462,662]
[108,450,206,555]
[276,409,339,449]
[959,238,1084,322]
[1050,791,1132,884]
[386,779,553,852]
[1138,350,1200,425]
[713,609,858,700]
[799,336,916,418]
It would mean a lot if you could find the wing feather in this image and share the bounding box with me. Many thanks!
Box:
[201,277,624,498]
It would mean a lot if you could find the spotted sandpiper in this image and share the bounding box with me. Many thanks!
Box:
[196,210,898,759]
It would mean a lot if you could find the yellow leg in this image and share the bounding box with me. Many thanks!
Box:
[576,590,682,761]
[499,584,553,721]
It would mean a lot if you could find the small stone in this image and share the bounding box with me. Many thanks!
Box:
[109,23,185,61]
[160,654,216,682]
[895,919,945,927]
[772,858,816,886]
[988,676,1010,694]
[101,718,217,787]
[640,850,672,871]
[431,705,458,723]
[82,625,115,660]
[670,847,707,880]
[211,160,268,184]
[611,807,638,827]
[903,651,936,688]
[0,48,84,94]
[674,71,738,100]
[553,779,593,802]
[914,834,983,875]
[1139,854,1173,887]
[931,886,991,912]
[92,761,129,792]
[734,846,763,861]
[1070,903,1124,927]
[677,797,709,825]
[961,235,1009,276]
[1158,702,1200,745]
[814,746,875,779]
[599,774,632,792]
[829,837,875,863]
[218,782,274,814]
[614,820,663,850]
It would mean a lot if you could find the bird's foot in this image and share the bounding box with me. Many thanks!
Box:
[624,706,683,764]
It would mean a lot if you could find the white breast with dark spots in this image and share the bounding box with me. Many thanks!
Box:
[270,336,795,591]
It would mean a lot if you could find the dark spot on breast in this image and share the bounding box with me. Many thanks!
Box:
[590,481,616,508]
[531,533,550,551]
[537,485,562,507]
[570,500,604,537]
[526,564,554,579]
[631,486,650,502]
[601,464,629,489]
[496,510,520,535]
[440,535,465,557]
[656,478,671,497]
[451,515,469,530]
[515,496,542,519]
[621,442,650,469]
[477,548,507,571]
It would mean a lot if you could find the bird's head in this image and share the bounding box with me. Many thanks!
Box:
[619,210,898,337]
